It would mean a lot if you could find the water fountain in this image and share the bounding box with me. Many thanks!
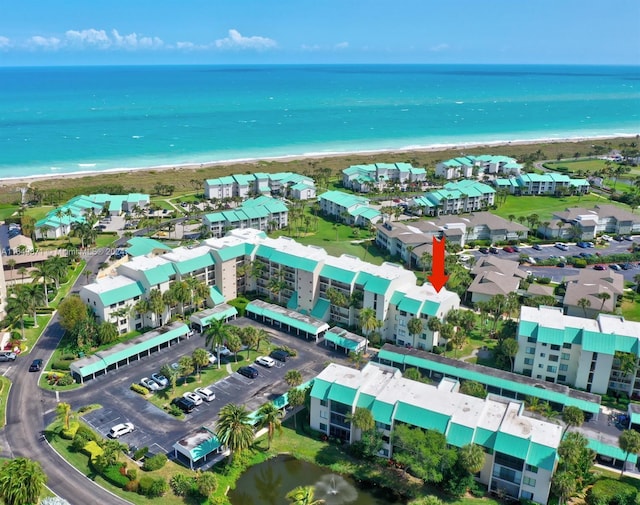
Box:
[314,473,359,504]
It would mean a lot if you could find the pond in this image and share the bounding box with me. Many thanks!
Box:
[228,454,403,505]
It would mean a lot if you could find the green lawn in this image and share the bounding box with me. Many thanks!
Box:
[621,292,640,322]
[0,376,12,429]
[0,204,18,220]
[493,193,625,222]
[545,159,640,177]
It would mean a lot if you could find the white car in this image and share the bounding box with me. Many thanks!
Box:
[140,377,161,391]
[109,422,134,438]
[255,356,276,368]
[183,391,203,406]
[151,373,169,388]
[206,352,217,365]
[195,386,216,402]
[214,345,232,357]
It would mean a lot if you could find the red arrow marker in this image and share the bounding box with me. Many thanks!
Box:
[428,236,449,293]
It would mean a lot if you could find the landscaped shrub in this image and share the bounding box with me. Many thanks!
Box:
[130,383,149,395]
[75,425,98,442]
[168,404,182,417]
[60,421,79,440]
[572,258,587,268]
[52,361,71,371]
[124,479,139,492]
[127,468,137,481]
[197,472,218,497]
[142,453,167,471]
[133,446,149,461]
[82,440,104,462]
[586,478,637,505]
[170,473,196,496]
[57,374,75,386]
[275,345,297,357]
[537,277,552,284]
[149,477,168,498]
[138,476,154,496]
[102,465,129,488]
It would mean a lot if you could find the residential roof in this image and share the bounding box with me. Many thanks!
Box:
[324,327,367,352]
[189,304,238,327]
[173,427,221,462]
[81,275,145,306]
[125,237,172,257]
[246,300,329,336]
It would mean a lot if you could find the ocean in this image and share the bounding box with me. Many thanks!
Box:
[0,64,638,180]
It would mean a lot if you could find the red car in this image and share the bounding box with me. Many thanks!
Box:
[593,264,605,270]
[502,246,515,253]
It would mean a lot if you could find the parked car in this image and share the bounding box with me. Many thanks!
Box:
[557,262,566,268]
[623,236,633,241]
[214,345,232,357]
[512,246,520,252]
[151,373,169,388]
[489,247,499,254]
[140,377,161,392]
[478,247,489,254]
[270,349,289,362]
[610,264,622,271]
[502,246,514,253]
[237,366,259,379]
[576,242,589,249]
[171,397,196,413]
[621,263,632,270]
[29,359,43,372]
[109,422,134,438]
[255,356,276,368]
[579,252,593,258]
[206,352,217,365]
[531,244,542,251]
[554,243,569,251]
[0,352,16,362]
[195,387,216,402]
[593,264,606,270]
[614,235,624,242]
[601,235,613,242]
[183,391,203,406]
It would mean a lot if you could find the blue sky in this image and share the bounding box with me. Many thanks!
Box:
[1,0,638,66]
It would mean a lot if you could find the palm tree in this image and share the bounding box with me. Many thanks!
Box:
[561,406,585,436]
[420,251,432,276]
[577,297,591,317]
[284,369,303,388]
[133,298,150,327]
[160,364,179,396]
[148,288,165,326]
[169,280,190,316]
[287,387,306,429]
[359,307,381,338]
[256,328,271,353]
[215,403,255,464]
[192,348,210,382]
[6,294,30,340]
[458,443,485,475]
[345,406,375,436]
[596,291,611,311]
[205,319,234,369]
[56,402,73,431]
[30,262,52,306]
[286,486,324,505]
[257,402,283,449]
[19,284,46,328]
[0,457,47,505]
[551,471,576,505]
[619,430,640,476]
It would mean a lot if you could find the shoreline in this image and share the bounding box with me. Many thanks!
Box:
[0,133,637,188]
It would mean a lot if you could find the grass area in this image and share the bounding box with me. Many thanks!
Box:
[18,315,52,356]
[493,193,625,222]
[149,198,177,211]
[545,158,640,178]
[620,292,640,322]
[0,203,18,220]
[0,376,11,429]
[50,260,86,309]
[24,205,54,222]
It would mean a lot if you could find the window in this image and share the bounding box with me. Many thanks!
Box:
[561,353,570,360]
[320,399,328,407]
[320,411,328,419]
[527,337,536,343]
[523,476,537,487]
[319,423,327,431]
[547,365,557,373]
[558,375,567,382]
[563,343,572,349]
[524,358,534,365]
[521,491,534,500]
[560,364,569,371]
[551,344,561,351]
[538,364,543,368]
[526,464,538,473]
[549,355,559,362]
[526,347,535,355]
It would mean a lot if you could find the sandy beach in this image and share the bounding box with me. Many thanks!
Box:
[0,134,635,202]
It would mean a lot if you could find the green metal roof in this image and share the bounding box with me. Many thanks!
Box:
[310,298,330,319]
[311,378,332,401]
[371,399,394,425]
[495,431,530,460]
[398,296,423,315]
[588,438,637,464]
[246,301,328,335]
[324,331,360,351]
[327,383,358,406]
[320,264,357,284]
[527,442,557,471]
[356,272,392,296]
[212,242,256,262]
[474,427,497,449]
[447,422,475,447]
[142,262,176,286]
[173,252,215,275]
[99,280,145,306]
[257,244,319,273]
[72,324,189,378]
[420,300,440,317]
[378,348,599,413]
[196,306,238,326]
[184,429,221,461]
[287,291,298,310]
[537,327,566,346]
[631,411,640,426]
[356,392,376,410]
[395,402,450,433]
[209,286,225,305]
[582,330,617,354]
[125,237,172,257]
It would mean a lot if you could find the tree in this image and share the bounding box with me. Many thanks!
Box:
[287,387,306,429]
[204,319,233,369]
[196,472,218,499]
[192,348,209,382]
[460,381,487,399]
[286,486,324,505]
[345,406,375,433]
[0,457,47,505]
[160,364,179,396]
[557,432,595,490]
[58,295,90,332]
[178,355,194,381]
[215,403,254,464]
[615,351,637,377]
[56,402,73,431]
[458,443,485,475]
[618,429,640,476]
[5,295,30,340]
[500,338,519,372]
[30,262,52,306]
[97,321,118,345]
[595,291,611,311]
[552,471,576,505]
[407,318,423,345]
[561,406,584,436]
[577,297,591,317]
[225,331,243,361]
[359,307,381,337]
[240,326,259,360]
[284,369,303,388]
[257,402,283,450]
[348,351,365,370]
[148,289,165,326]
[404,367,422,381]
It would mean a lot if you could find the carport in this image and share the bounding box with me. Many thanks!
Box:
[245,300,329,341]
[173,427,223,470]
[189,304,238,333]
[70,322,189,383]
[323,327,368,355]
[588,437,638,470]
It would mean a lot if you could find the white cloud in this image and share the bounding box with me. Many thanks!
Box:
[334,42,349,50]
[429,43,449,52]
[215,29,276,50]
[65,29,111,49]
[0,36,10,49]
[27,35,62,50]
[111,29,163,50]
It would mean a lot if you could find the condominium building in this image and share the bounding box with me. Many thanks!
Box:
[310,362,561,504]
[538,205,640,240]
[318,191,381,226]
[80,228,459,343]
[204,172,316,200]
[436,155,522,180]
[408,180,496,216]
[514,306,640,396]
[494,173,590,196]
[342,162,426,193]
[203,196,288,237]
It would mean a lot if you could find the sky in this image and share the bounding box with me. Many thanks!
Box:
[0,0,638,66]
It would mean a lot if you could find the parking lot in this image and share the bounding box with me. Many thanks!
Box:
[58,317,350,462]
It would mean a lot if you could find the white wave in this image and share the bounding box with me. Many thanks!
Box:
[78,163,96,167]
[131,135,143,139]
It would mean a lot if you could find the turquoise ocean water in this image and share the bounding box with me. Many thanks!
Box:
[0,64,638,180]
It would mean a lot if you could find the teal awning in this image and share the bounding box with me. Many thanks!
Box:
[324,331,360,351]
